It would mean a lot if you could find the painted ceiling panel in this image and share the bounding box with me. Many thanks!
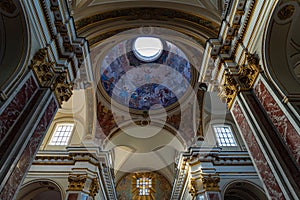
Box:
[91,0,205,8]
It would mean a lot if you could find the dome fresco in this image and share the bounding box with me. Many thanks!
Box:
[100,38,191,110]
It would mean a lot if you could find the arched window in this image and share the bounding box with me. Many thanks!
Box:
[213,124,237,147]
[49,123,74,145]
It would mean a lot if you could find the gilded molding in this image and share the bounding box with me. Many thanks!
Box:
[188,178,197,197]
[68,174,87,191]
[29,49,73,106]
[238,53,261,90]
[219,53,261,109]
[52,73,73,105]
[89,178,100,197]
[218,73,238,109]
[29,49,55,88]
[188,174,220,197]
[202,174,220,191]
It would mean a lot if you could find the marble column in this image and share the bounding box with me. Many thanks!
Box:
[189,173,221,200]
[0,81,58,199]
[188,158,221,200]
[217,52,300,199]
[232,88,300,199]
[0,48,73,199]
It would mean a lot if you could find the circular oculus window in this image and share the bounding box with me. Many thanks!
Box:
[133,37,163,62]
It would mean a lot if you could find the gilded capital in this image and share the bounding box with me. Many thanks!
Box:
[67,174,87,191]
[218,73,238,109]
[29,49,73,106]
[238,53,261,90]
[29,48,55,88]
[218,53,261,109]
[202,174,220,191]
[89,178,100,197]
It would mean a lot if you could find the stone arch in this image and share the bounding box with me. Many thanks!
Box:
[222,180,268,200]
[16,179,64,200]
[264,1,300,104]
[0,0,30,101]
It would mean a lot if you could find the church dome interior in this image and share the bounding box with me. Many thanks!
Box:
[0,0,300,200]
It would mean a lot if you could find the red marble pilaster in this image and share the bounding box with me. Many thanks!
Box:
[0,76,37,141]
[254,80,300,164]
[66,192,92,200]
[67,193,79,200]
[0,97,58,199]
[207,192,221,200]
[232,102,284,200]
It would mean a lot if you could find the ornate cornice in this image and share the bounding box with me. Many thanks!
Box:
[170,157,189,199]
[75,7,219,47]
[75,7,219,34]
[202,0,257,92]
[40,0,87,81]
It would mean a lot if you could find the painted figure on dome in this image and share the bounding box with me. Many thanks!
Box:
[100,40,191,110]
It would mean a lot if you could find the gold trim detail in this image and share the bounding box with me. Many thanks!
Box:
[29,49,55,88]
[68,174,87,191]
[202,174,220,191]
[75,8,219,35]
[219,73,238,109]
[188,178,197,197]
[219,53,261,109]
[238,53,261,90]
[89,178,100,197]
[188,174,220,197]
[52,73,73,105]
[29,49,73,106]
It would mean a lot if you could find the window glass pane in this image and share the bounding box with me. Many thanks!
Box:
[137,177,152,196]
[49,124,74,145]
[213,125,237,147]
